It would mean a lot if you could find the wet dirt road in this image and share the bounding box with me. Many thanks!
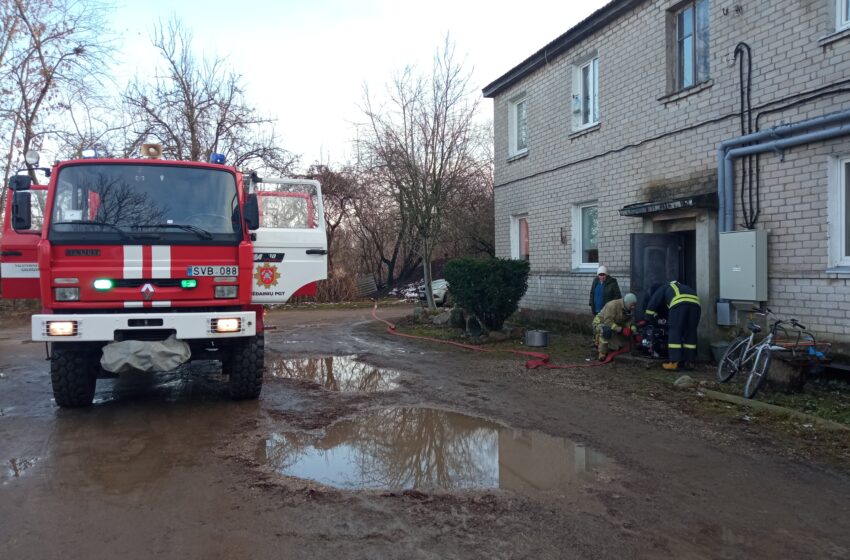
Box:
[2,306,850,559]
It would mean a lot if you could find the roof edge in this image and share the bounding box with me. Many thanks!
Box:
[482,0,647,99]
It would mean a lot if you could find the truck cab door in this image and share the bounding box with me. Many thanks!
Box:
[250,178,327,303]
[1,183,47,299]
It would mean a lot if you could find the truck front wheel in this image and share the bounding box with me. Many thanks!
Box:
[50,344,97,407]
[226,335,264,400]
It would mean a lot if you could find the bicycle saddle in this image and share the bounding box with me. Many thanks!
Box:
[747,321,762,333]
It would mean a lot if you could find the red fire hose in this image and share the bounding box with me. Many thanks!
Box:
[371,304,631,370]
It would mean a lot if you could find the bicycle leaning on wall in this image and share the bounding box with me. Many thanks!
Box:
[716,308,803,399]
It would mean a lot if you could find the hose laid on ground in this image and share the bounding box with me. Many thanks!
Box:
[372,304,631,370]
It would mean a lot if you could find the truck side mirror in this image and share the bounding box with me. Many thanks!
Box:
[245,193,260,230]
[9,175,32,191]
[12,191,32,230]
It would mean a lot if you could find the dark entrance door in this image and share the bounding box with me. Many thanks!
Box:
[630,233,693,315]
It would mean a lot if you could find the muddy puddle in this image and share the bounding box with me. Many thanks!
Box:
[259,408,611,494]
[266,355,399,392]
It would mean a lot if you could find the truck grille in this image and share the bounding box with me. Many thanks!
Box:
[115,329,176,342]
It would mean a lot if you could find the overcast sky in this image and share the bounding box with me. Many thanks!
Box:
[111,0,610,169]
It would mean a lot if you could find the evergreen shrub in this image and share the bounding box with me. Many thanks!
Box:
[444,257,529,331]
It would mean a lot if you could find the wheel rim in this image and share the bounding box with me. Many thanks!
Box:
[717,338,747,383]
[744,348,771,398]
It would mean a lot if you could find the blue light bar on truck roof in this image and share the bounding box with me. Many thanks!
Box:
[209,153,226,164]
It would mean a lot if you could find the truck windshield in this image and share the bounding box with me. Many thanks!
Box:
[48,164,241,244]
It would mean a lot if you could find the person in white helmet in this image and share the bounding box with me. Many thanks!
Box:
[592,293,637,361]
[589,265,622,316]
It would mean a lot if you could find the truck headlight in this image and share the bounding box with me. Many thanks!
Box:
[55,287,80,301]
[213,318,241,333]
[214,285,237,299]
[47,321,77,336]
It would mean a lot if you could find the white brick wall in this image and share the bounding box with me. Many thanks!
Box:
[490,0,850,344]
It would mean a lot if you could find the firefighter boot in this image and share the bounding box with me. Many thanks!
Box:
[598,341,609,361]
[662,362,679,371]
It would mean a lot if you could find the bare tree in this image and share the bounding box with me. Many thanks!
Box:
[124,18,296,173]
[361,38,481,308]
[0,0,111,220]
[53,82,139,159]
[351,166,421,288]
[440,121,495,258]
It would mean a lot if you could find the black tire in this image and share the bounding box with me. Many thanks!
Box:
[227,334,264,400]
[50,344,97,408]
[716,337,748,383]
[743,346,772,399]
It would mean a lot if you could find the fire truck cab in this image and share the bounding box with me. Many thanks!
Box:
[0,149,327,407]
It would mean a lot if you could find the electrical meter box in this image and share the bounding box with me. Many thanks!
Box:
[719,230,768,301]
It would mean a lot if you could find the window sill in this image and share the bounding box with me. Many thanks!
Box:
[819,27,850,47]
[506,150,528,163]
[825,266,850,276]
[571,266,599,274]
[658,79,713,105]
[569,122,601,139]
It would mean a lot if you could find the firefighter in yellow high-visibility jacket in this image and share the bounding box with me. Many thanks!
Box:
[645,281,701,371]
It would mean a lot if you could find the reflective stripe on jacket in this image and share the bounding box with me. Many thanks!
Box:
[645,281,700,317]
[669,281,700,308]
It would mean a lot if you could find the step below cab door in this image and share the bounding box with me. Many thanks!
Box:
[1,179,48,299]
[250,178,327,303]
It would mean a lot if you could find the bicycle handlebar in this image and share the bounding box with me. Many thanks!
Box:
[789,318,807,330]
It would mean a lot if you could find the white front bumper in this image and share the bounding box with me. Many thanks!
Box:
[32,311,257,342]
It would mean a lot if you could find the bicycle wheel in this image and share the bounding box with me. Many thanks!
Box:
[716,337,748,383]
[743,346,772,399]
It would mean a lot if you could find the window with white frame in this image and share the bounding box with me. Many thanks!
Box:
[579,58,599,127]
[673,0,710,90]
[838,0,850,30]
[571,203,598,269]
[508,95,528,157]
[511,214,530,261]
[828,157,850,268]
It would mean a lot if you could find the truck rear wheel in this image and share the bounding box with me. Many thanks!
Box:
[50,344,97,408]
[227,334,264,400]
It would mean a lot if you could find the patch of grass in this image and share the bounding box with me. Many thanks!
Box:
[395,315,616,368]
[506,313,592,336]
[761,382,850,425]
[703,376,850,427]
[396,323,467,342]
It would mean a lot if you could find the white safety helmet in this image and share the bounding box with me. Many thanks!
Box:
[597,265,608,275]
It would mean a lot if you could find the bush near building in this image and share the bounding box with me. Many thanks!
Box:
[444,258,529,331]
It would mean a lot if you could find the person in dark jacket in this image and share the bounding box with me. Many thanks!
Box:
[588,265,622,316]
[645,281,701,371]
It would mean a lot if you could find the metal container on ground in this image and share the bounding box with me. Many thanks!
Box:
[525,329,549,347]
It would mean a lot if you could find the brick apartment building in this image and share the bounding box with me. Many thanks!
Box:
[483,0,850,350]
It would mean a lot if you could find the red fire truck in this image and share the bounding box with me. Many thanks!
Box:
[0,148,327,407]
